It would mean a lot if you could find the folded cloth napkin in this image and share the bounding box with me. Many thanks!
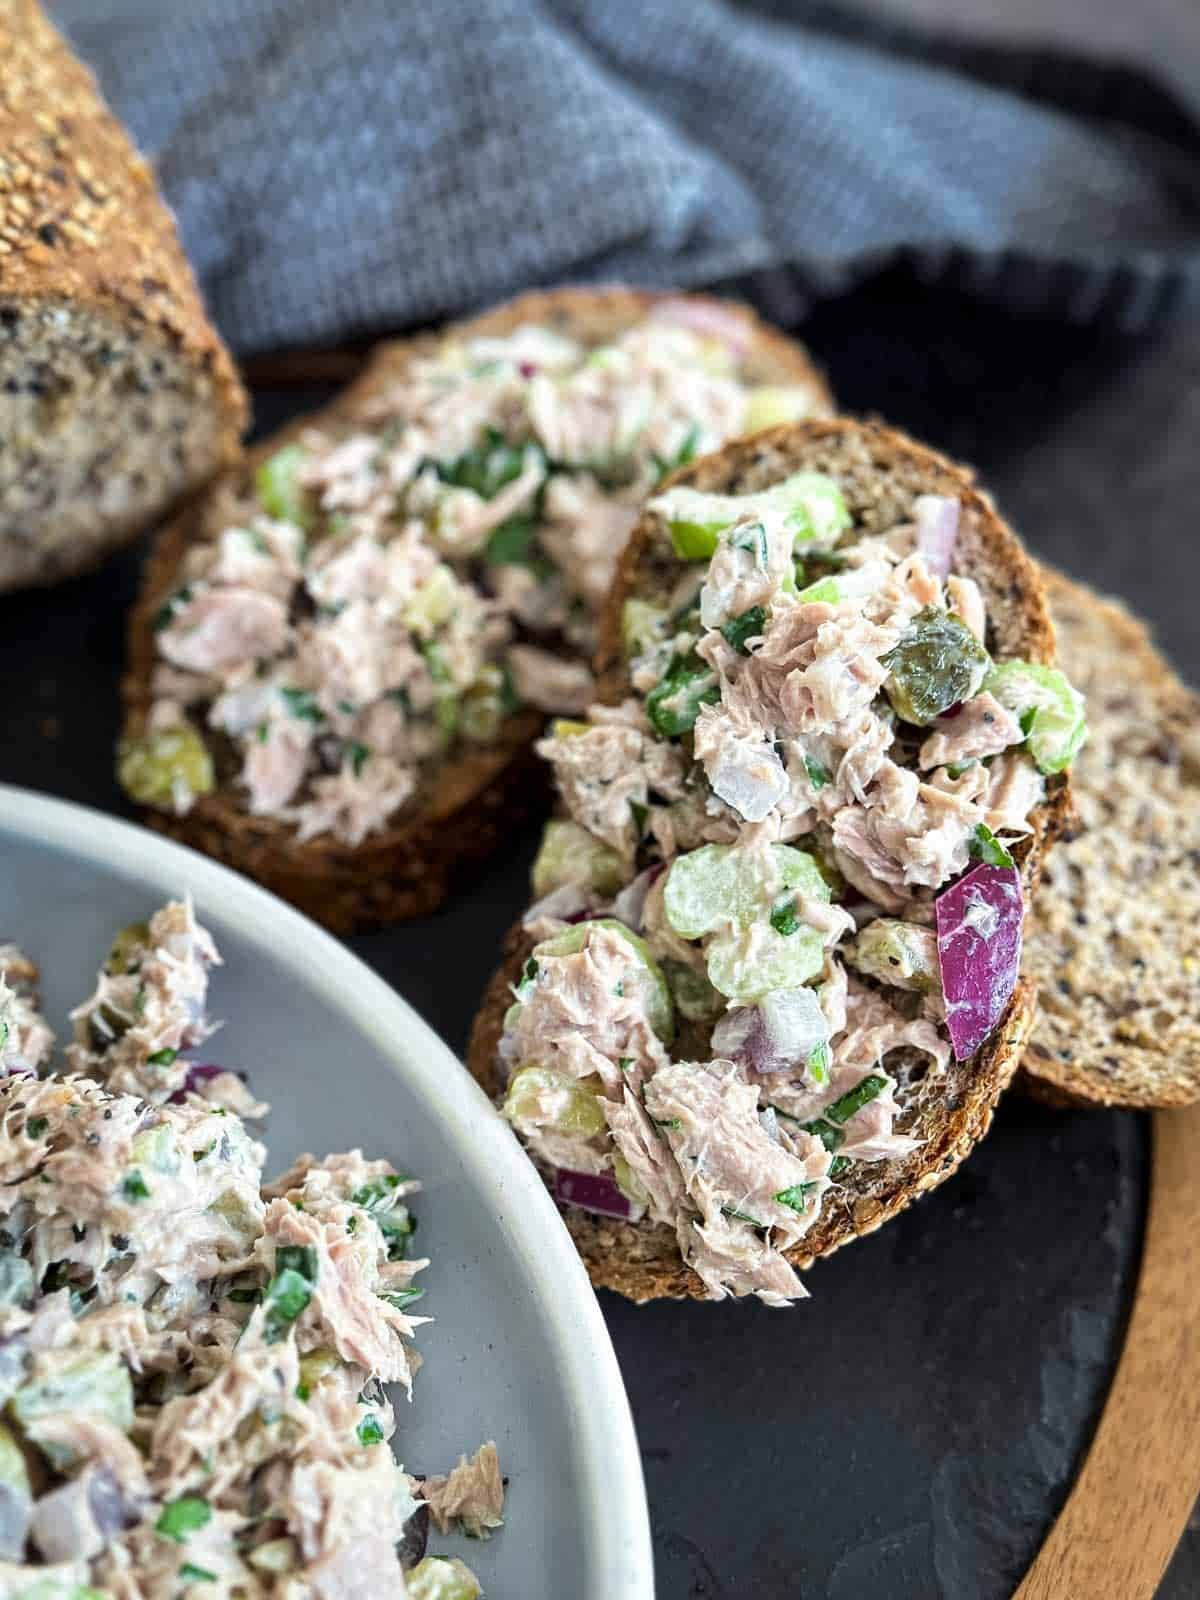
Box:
[51,0,1200,352]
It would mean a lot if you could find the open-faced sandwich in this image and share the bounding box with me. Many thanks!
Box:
[0,906,502,1597]
[119,289,831,931]
[468,419,1086,1304]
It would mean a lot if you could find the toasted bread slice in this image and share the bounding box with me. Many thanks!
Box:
[1020,570,1200,1107]
[121,289,830,933]
[468,418,1070,1302]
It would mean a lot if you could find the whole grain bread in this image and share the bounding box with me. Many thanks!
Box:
[468,418,1070,1302]
[0,0,246,592]
[121,288,830,933]
[1020,569,1200,1107]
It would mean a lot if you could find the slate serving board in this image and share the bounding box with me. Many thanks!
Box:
[2,266,1197,1597]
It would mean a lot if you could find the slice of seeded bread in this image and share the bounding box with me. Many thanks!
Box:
[1020,570,1200,1107]
[0,0,246,592]
[468,418,1070,1302]
[121,288,831,933]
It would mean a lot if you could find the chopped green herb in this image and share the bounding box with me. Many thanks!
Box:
[337,699,357,715]
[653,1117,682,1132]
[122,1170,150,1202]
[944,760,975,779]
[147,1047,178,1067]
[256,721,270,744]
[380,1213,416,1263]
[484,513,548,573]
[720,605,767,655]
[435,428,532,500]
[774,1183,817,1213]
[193,1143,214,1163]
[769,898,801,937]
[618,1057,634,1073]
[296,1382,311,1402]
[25,1117,48,1139]
[629,798,649,836]
[721,1203,766,1227]
[356,1413,386,1446]
[346,1215,358,1235]
[804,754,832,791]
[380,1287,424,1311]
[226,1286,261,1304]
[152,586,193,632]
[156,1495,212,1543]
[820,1073,888,1128]
[828,1155,851,1179]
[645,652,720,738]
[969,822,1015,869]
[263,1267,313,1343]
[651,422,700,483]
[275,1245,318,1283]
[180,1564,218,1584]
[347,740,371,778]
[280,687,324,724]
[731,520,769,567]
[350,1175,404,1210]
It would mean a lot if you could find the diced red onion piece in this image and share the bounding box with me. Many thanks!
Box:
[168,1062,247,1105]
[555,1167,633,1220]
[649,297,752,355]
[915,494,960,580]
[521,884,596,929]
[610,865,665,934]
[712,988,829,1076]
[935,863,1024,1061]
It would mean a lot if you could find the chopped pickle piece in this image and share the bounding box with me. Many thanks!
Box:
[531,820,628,900]
[503,1066,607,1139]
[985,660,1087,774]
[460,663,518,743]
[649,471,850,560]
[882,606,991,726]
[533,920,675,1042]
[12,1352,134,1465]
[105,921,151,975]
[661,958,724,1023]
[846,919,938,992]
[117,724,215,811]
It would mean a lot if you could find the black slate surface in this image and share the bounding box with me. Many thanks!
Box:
[3,265,1198,1597]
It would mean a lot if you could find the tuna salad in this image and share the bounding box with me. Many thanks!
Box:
[120,299,826,848]
[498,467,1087,1305]
[0,914,503,1598]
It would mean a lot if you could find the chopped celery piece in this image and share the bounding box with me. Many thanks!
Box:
[796,576,841,604]
[117,724,215,810]
[503,1066,607,1139]
[705,922,825,1002]
[649,470,850,560]
[645,654,719,738]
[255,443,312,527]
[882,607,991,725]
[12,1352,134,1460]
[985,660,1087,774]
[847,919,938,992]
[663,843,829,939]
[403,565,459,635]
[436,428,530,499]
[531,820,627,900]
[533,920,674,1042]
[131,1123,181,1177]
[742,385,820,432]
[621,598,666,660]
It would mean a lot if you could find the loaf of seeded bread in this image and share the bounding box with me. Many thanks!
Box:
[0,0,246,591]
[468,419,1071,1302]
[1021,569,1200,1107]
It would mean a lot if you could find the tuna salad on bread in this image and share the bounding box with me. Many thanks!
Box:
[120,287,830,931]
[469,420,1085,1305]
[0,915,502,1597]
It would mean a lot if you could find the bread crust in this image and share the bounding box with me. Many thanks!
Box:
[0,0,246,583]
[468,417,1070,1301]
[122,288,830,933]
[1020,568,1200,1108]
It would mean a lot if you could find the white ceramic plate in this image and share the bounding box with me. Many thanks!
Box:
[0,784,653,1599]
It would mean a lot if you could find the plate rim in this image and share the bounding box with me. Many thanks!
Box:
[0,782,654,1599]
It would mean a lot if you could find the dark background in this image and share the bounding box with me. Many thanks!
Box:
[3,265,1198,1595]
